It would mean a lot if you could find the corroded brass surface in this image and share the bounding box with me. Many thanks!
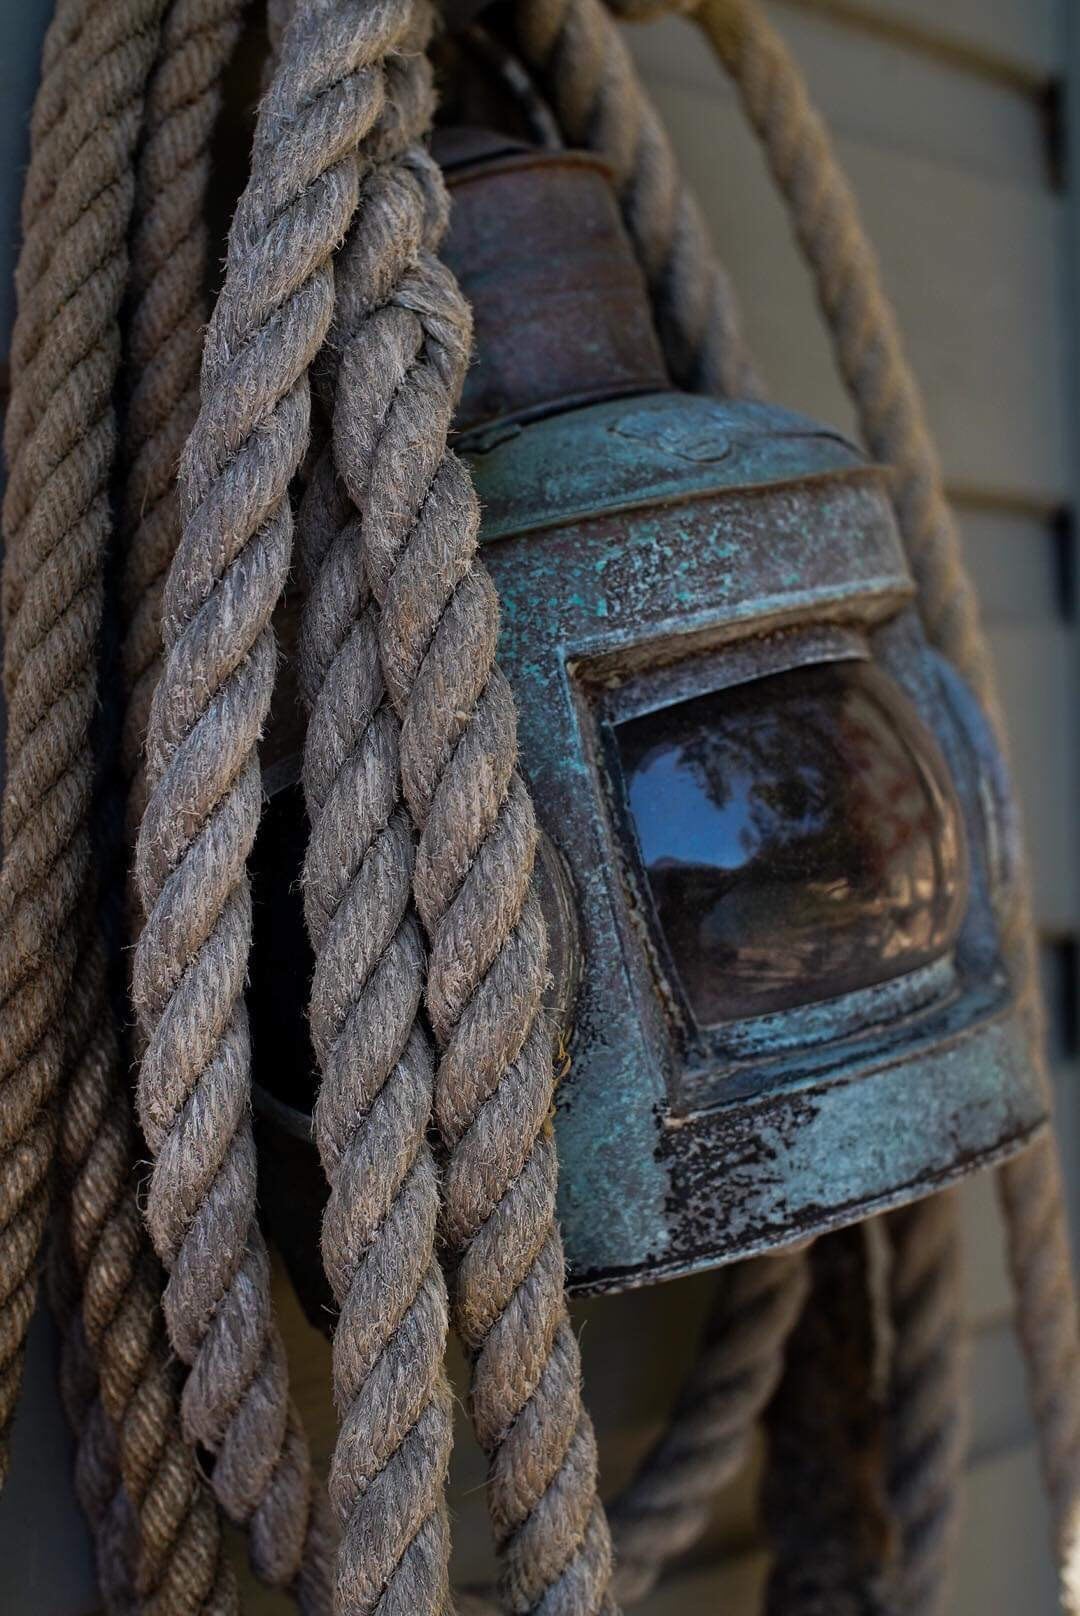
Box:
[251,140,1046,1319]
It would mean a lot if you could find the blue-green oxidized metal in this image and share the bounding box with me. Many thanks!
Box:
[249,136,1047,1323]
[466,391,1046,1293]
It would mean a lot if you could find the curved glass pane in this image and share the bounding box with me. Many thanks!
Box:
[615,660,968,1025]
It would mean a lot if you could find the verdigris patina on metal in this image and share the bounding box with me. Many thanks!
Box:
[467,389,1044,1293]
[249,132,1047,1323]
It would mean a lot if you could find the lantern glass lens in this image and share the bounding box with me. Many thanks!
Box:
[614,660,968,1025]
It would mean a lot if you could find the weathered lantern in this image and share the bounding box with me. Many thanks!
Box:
[251,132,1047,1318]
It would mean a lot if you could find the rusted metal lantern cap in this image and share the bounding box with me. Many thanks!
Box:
[435,130,669,433]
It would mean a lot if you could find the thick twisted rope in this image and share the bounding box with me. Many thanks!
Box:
[885,1193,966,1616]
[2,0,87,580]
[300,454,455,1616]
[131,0,423,1602]
[53,915,237,1616]
[330,106,617,1616]
[606,1251,809,1604]
[46,1256,139,1611]
[511,0,760,399]
[5,0,240,1604]
[2,3,235,1605]
[296,21,458,1614]
[119,0,248,846]
[1,0,90,635]
[50,2,259,1611]
[0,0,168,1499]
[2,0,168,630]
[9,2,138,1596]
[49,1082,139,1616]
[684,1,1080,1604]
[64,1373,141,1610]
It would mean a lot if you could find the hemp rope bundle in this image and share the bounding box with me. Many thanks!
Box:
[128,0,425,1602]
[14,0,148,1594]
[109,0,252,1607]
[328,67,618,1616]
[296,12,458,1611]
[302,4,805,1608]
[0,0,944,1603]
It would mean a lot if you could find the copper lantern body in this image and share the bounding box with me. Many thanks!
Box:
[250,135,1047,1321]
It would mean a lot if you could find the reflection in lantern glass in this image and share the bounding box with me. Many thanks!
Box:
[614,660,968,1025]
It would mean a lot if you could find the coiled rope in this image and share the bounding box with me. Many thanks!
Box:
[19,0,144,1598]
[297,11,457,1611]
[0,14,240,1610]
[0,0,163,1496]
[3,0,246,1608]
